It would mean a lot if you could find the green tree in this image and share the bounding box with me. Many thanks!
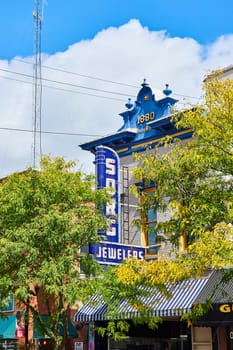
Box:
[129,72,233,274]
[0,156,109,350]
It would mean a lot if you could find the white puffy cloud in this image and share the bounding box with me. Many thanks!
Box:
[202,34,233,71]
[0,19,232,177]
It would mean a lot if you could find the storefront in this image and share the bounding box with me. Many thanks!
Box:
[74,275,211,350]
[0,315,18,350]
[191,270,233,350]
[95,320,191,350]
[193,303,233,350]
[74,270,233,350]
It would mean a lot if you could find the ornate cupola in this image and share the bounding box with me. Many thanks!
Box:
[118,79,178,132]
[79,80,183,156]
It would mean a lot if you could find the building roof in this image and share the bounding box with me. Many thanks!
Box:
[204,65,233,81]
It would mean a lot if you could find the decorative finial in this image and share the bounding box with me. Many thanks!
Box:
[125,98,133,109]
[163,84,172,96]
[141,78,148,87]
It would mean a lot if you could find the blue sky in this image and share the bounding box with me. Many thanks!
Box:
[1,0,233,60]
[0,0,233,177]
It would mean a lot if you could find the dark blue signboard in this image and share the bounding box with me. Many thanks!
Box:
[91,145,146,265]
[89,242,145,265]
[95,146,120,243]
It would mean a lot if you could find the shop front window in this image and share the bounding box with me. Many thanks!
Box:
[109,336,189,350]
[141,187,158,255]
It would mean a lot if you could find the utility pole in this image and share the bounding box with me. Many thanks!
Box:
[32,0,43,168]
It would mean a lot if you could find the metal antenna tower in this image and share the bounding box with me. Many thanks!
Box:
[32,0,43,168]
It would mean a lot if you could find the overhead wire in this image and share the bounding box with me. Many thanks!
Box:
[0,68,136,99]
[12,58,200,101]
[0,64,201,145]
[14,58,139,89]
[0,68,199,106]
[0,126,102,137]
[0,74,126,102]
[0,68,202,137]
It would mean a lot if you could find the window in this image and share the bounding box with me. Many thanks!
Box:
[1,295,14,312]
[141,187,158,255]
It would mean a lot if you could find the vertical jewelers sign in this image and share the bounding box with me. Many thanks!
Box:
[95,145,120,242]
[89,145,145,265]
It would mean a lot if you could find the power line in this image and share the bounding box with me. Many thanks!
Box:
[0,74,126,102]
[0,74,198,109]
[173,92,201,100]
[0,73,197,107]
[15,58,139,89]
[2,64,201,101]
[0,68,135,98]
[0,126,102,137]
[0,72,200,107]
[14,58,200,101]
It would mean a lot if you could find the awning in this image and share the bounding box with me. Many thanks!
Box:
[0,315,16,339]
[74,276,210,322]
[195,270,233,304]
[194,270,233,326]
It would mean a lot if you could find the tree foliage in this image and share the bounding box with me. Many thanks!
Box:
[130,73,233,271]
[0,156,109,350]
